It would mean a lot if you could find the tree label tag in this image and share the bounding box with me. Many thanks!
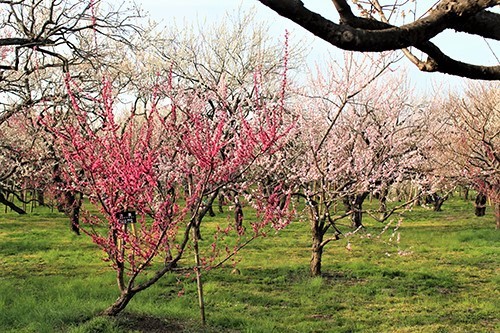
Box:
[116,211,137,224]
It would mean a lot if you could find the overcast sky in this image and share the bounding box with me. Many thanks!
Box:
[138,0,500,94]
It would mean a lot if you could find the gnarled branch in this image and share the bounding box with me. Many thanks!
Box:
[257,0,500,80]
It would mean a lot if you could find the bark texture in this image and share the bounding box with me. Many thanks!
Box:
[257,0,500,80]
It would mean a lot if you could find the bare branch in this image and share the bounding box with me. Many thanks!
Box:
[257,0,500,80]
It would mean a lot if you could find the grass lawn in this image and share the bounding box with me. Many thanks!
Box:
[0,197,498,332]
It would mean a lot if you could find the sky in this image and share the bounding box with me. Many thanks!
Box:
[138,0,500,94]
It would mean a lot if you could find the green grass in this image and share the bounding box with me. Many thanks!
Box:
[0,198,498,332]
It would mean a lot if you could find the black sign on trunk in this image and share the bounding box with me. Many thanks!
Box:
[116,211,137,224]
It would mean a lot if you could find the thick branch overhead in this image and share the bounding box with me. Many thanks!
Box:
[257,0,500,80]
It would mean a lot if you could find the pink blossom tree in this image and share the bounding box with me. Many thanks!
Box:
[0,0,146,232]
[43,56,294,315]
[276,53,427,276]
[0,109,58,215]
[437,83,499,228]
[0,76,98,234]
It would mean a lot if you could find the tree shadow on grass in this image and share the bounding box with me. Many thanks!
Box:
[117,312,184,333]
[115,312,237,333]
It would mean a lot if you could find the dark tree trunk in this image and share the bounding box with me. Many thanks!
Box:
[207,203,215,217]
[36,189,45,206]
[395,187,402,202]
[194,217,203,240]
[351,207,363,228]
[192,226,206,325]
[101,290,136,316]
[59,191,82,235]
[310,223,324,277]
[343,196,351,214]
[474,193,487,217]
[378,187,389,220]
[218,192,225,213]
[0,191,26,214]
[463,187,469,201]
[53,164,82,234]
[344,193,368,228]
[415,189,422,206]
[193,191,219,241]
[234,196,243,231]
[21,190,27,212]
[70,192,82,235]
[433,197,445,212]
[426,193,446,212]
[494,202,499,230]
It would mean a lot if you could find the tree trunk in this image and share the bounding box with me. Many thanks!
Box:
[427,193,446,212]
[63,191,82,235]
[475,193,487,217]
[343,193,368,228]
[495,202,500,230]
[22,189,27,212]
[234,196,243,231]
[433,198,445,212]
[343,196,351,214]
[351,193,368,228]
[30,191,35,213]
[310,220,324,277]
[378,187,389,220]
[415,189,422,206]
[70,192,82,235]
[207,203,215,217]
[192,226,206,325]
[101,290,136,316]
[0,191,26,214]
[395,187,401,202]
[309,211,325,276]
[218,192,225,213]
[351,208,363,228]
[37,189,45,206]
